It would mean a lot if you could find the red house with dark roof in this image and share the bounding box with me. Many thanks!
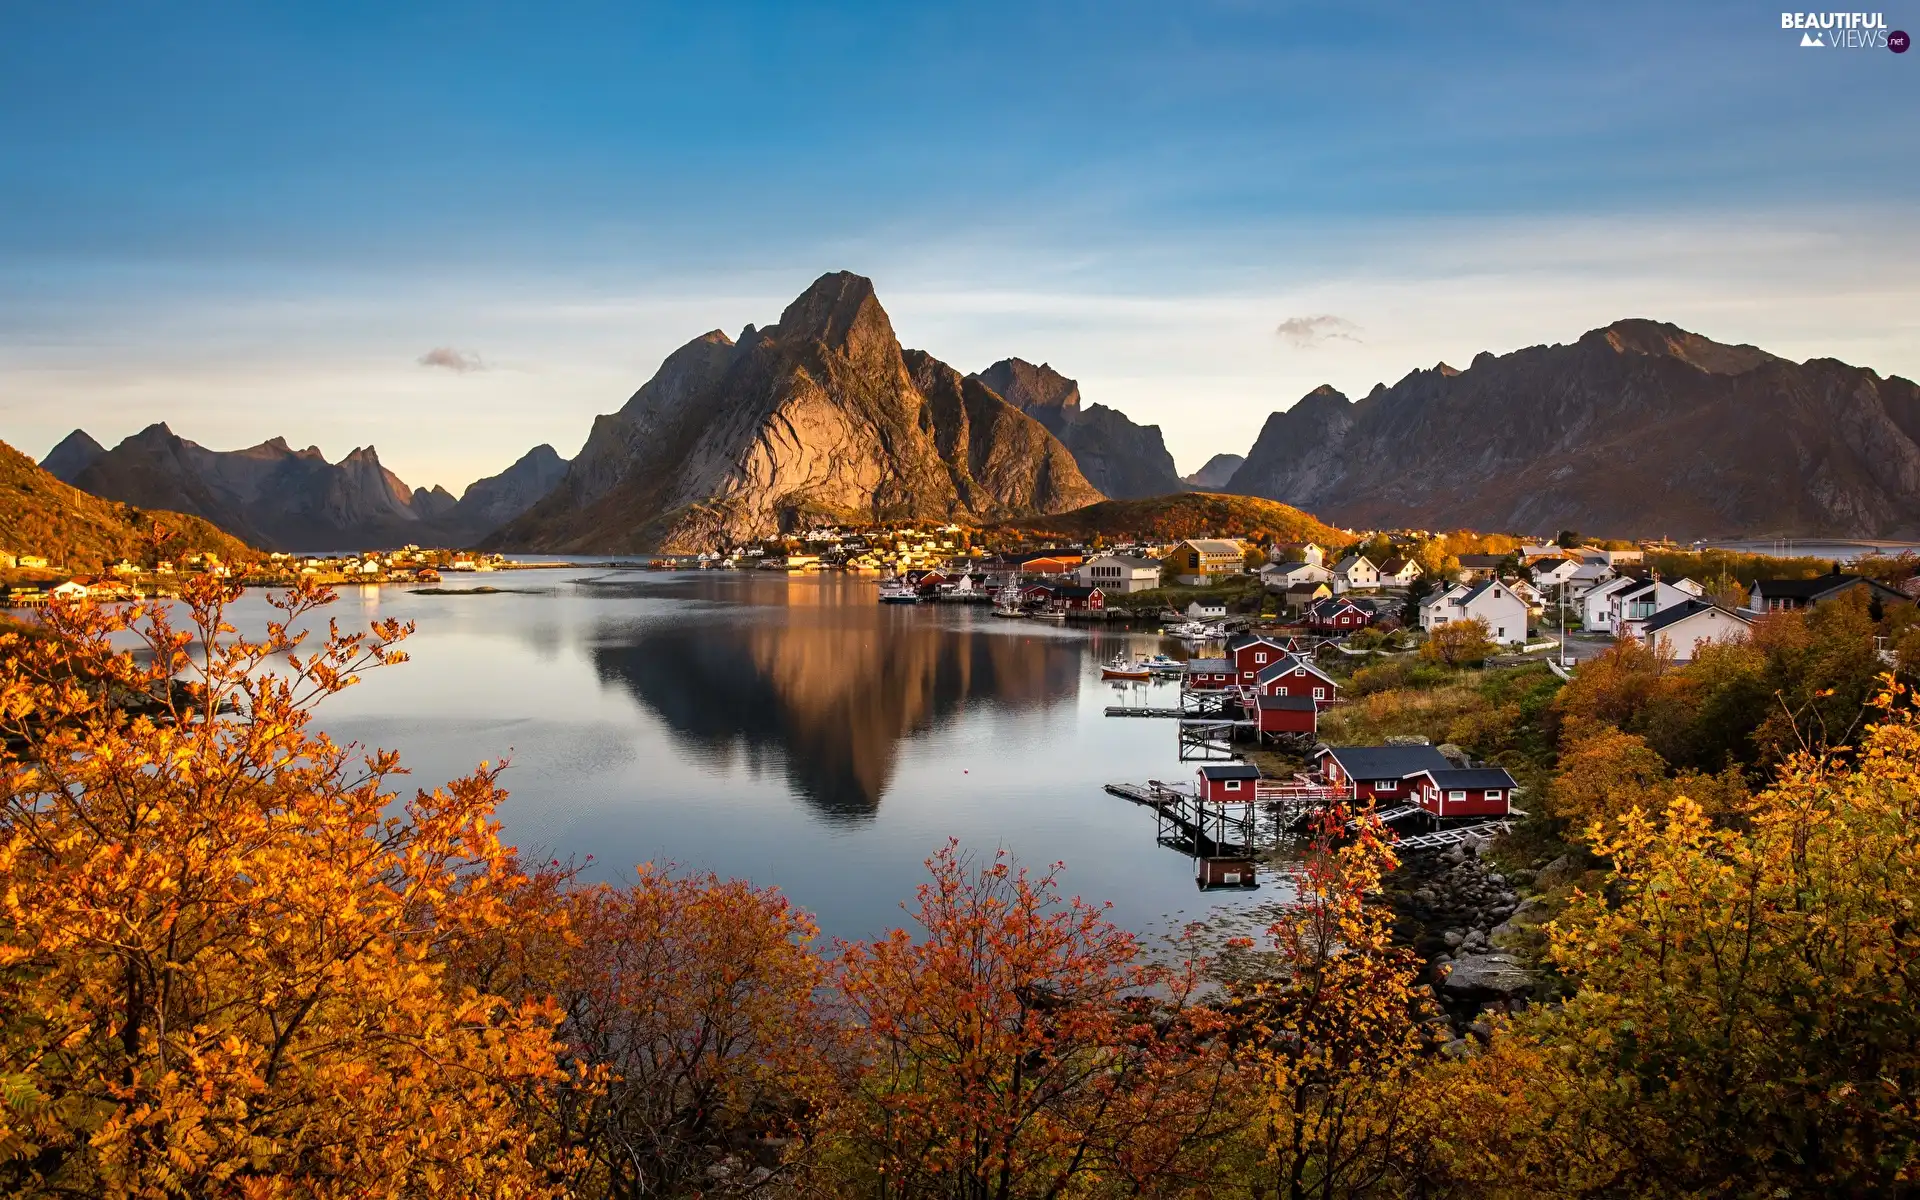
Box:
[1182,658,1236,690]
[1314,744,1453,804]
[1306,596,1371,633]
[1196,762,1261,802]
[1226,632,1297,684]
[1405,766,1517,818]
[1254,654,1339,709]
[1255,694,1318,737]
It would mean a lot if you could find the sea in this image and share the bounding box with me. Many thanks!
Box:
[215,567,1281,944]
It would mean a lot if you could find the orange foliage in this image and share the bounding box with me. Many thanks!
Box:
[0,577,565,1198]
[829,842,1240,1198]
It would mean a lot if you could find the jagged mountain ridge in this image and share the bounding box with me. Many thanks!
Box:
[489,272,1104,553]
[55,426,569,551]
[972,358,1184,499]
[1226,319,1920,538]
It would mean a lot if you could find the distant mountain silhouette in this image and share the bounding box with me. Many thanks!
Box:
[1226,319,1920,538]
[1,436,253,569]
[54,425,569,551]
[1182,453,1244,490]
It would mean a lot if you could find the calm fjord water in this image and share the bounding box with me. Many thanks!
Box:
[239,569,1274,941]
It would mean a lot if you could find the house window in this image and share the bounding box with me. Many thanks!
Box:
[1448,790,1466,802]
[1485,790,1503,801]
[1255,652,1267,664]
[1376,780,1396,792]
[1224,779,1242,791]
[1313,686,1326,699]
[1496,626,1506,637]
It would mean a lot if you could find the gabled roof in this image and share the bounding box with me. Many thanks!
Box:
[1750,575,1910,603]
[1315,744,1453,780]
[1408,767,1519,790]
[1198,763,1261,781]
[1184,658,1233,673]
[1180,539,1245,556]
[1226,632,1291,652]
[1378,557,1416,574]
[1641,598,1751,635]
[1459,580,1521,607]
[1256,694,1318,711]
[1256,654,1337,686]
[1333,554,1376,573]
[1086,553,1160,570]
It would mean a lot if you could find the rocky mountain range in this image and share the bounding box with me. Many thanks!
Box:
[1225,319,1920,539]
[44,425,569,551]
[490,272,1104,553]
[1182,453,1244,490]
[971,358,1183,499]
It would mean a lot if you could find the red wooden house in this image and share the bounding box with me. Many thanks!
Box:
[1195,763,1261,802]
[1306,596,1371,633]
[1405,767,1516,819]
[1254,655,1340,709]
[1254,694,1317,737]
[1226,633,1298,685]
[1182,658,1236,690]
[1052,585,1105,612]
[1313,744,1452,804]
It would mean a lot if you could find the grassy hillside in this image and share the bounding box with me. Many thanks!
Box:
[991,491,1350,548]
[0,438,255,570]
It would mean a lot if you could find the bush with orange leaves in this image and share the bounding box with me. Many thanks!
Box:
[827,842,1242,1199]
[0,578,569,1199]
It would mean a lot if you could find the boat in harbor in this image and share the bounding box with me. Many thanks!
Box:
[1163,620,1226,640]
[1100,654,1151,681]
[1142,653,1184,673]
[878,580,919,604]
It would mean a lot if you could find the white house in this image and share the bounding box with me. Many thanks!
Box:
[1507,578,1547,612]
[1421,580,1530,643]
[1377,557,1422,586]
[1612,578,1707,640]
[1639,600,1753,662]
[1271,542,1327,566]
[1076,554,1162,594]
[1260,560,1332,589]
[1519,543,1565,560]
[1330,555,1381,593]
[1573,547,1645,567]
[1186,599,1228,620]
[1580,575,1642,632]
[1531,558,1581,589]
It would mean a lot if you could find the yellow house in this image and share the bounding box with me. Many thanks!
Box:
[1167,539,1247,585]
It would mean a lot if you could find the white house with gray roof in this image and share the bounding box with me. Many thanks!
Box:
[1420,579,1529,643]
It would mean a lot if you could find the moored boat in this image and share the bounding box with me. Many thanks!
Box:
[1100,653,1151,681]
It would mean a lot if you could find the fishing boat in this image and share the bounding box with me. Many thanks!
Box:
[878,580,919,604]
[1142,653,1184,674]
[1100,654,1151,681]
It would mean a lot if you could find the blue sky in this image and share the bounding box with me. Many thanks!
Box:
[2,1,1914,490]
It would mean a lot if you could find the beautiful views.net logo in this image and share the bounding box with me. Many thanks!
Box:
[1781,11,1909,49]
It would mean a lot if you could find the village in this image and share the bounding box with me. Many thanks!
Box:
[0,545,525,606]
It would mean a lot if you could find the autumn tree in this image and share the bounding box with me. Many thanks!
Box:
[1419,682,1920,1194]
[540,867,834,1199]
[1233,809,1435,1199]
[828,842,1240,1199]
[1421,618,1497,667]
[0,577,566,1198]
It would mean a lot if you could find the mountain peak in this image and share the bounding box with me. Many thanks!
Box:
[975,358,1081,413]
[41,429,107,484]
[775,270,891,351]
[1589,318,1779,376]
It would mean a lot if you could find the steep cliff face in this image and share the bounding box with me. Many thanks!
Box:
[1226,320,1920,538]
[973,358,1183,499]
[491,272,1104,553]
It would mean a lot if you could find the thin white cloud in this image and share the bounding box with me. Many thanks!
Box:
[1274,314,1362,348]
[418,346,486,373]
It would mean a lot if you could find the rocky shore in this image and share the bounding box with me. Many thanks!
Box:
[1382,838,1580,1046]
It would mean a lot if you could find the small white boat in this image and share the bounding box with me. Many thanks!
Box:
[878,580,919,604]
[1032,610,1066,622]
[991,604,1027,618]
[1142,653,1184,673]
[1101,654,1151,681]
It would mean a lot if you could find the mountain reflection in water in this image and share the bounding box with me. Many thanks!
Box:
[588,575,1081,819]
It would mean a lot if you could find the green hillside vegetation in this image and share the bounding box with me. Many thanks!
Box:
[993,491,1350,548]
[0,437,255,570]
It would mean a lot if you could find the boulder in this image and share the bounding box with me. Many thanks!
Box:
[1441,953,1535,1001]
[1534,854,1580,891]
